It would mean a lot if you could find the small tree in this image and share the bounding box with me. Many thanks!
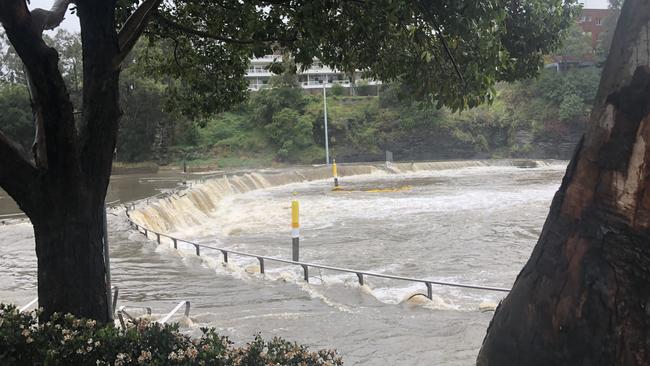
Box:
[557,23,594,61]
[330,83,345,97]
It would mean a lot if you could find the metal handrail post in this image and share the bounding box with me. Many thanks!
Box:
[112,286,119,315]
[425,282,433,300]
[159,301,191,324]
[19,298,38,313]
[220,250,228,263]
[103,204,113,321]
[258,257,265,274]
[302,264,309,282]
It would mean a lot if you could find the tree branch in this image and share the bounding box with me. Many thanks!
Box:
[30,0,72,34]
[115,0,162,66]
[0,0,78,174]
[418,1,465,85]
[0,130,39,215]
[155,14,295,44]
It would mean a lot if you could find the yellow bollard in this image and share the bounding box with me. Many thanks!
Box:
[332,159,340,189]
[291,200,299,261]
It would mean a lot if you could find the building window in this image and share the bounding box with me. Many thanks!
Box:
[596,18,602,25]
[578,15,586,22]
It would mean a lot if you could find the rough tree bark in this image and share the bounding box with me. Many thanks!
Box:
[478,0,650,364]
[0,0,159,322]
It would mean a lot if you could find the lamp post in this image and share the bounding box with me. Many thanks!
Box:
[323,80,330,165]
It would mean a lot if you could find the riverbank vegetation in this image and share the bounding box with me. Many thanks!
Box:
[0,304,342,365]
[1,24,600,169]
[0,61,601,167]
[174,65,600,165]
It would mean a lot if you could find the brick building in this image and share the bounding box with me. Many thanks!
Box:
[577,8,613,49]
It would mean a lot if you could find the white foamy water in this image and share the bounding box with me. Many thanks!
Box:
[0,161,567,365]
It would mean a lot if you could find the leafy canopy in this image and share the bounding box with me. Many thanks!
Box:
[120,0,579,114]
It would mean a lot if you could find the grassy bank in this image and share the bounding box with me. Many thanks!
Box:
[112,162,159,174]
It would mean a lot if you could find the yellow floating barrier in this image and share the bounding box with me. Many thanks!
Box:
[330,185,412,193]
[365,185,412,193]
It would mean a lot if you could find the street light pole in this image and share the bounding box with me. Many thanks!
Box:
[323,81,330,165]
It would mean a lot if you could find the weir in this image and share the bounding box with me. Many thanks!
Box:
[128,159,554,234]
[123,160,546,300]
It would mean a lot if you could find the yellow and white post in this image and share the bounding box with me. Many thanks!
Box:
[332,159,339,188]
[291,200,300,261]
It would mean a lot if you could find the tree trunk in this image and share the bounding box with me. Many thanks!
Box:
[0,0,124,323]
[478,1,650,364]
[33,197,109,322]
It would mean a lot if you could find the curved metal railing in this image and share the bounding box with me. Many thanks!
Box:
[125,211,510,299]
[159,300,191,324]
[117,301,191,328]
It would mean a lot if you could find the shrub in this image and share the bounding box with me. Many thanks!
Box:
[558,93,585,121]
[329,83,345,97]
[353,80,374,96]
[0,304,343,366]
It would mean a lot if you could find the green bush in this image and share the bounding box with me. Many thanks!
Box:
[0,304,342,366]
[198,113,244,146]
[294,145,326,164]
[216,129,270,152]
[266,108,315,160]
[353,80,374,96]
[329,83,345,97]
[558,93,585,121]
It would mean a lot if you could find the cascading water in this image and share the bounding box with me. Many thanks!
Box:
[130,160,553,235]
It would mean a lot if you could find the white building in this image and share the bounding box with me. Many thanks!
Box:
[246,55,380,91]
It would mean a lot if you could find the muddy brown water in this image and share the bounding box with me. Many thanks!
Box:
[0,162,566,365]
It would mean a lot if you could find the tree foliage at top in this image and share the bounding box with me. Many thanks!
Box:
[557,23,594,60]
[129,0,579,113]
[608,0,624,9]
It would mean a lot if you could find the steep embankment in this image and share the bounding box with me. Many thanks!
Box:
[129,159,554,235]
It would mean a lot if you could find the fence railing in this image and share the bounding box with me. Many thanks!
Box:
[159,301,191,324]
[117,300,191,328]
[125,213,510,299]
[117,305,152,327]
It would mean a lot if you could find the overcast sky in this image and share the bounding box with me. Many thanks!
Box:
[28,0,79,33]
[582,0,610,8]
[29,0,611,34]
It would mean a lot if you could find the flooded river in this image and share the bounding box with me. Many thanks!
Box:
[0,161,566,365]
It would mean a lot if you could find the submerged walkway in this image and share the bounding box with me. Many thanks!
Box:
[125,208,511,300]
